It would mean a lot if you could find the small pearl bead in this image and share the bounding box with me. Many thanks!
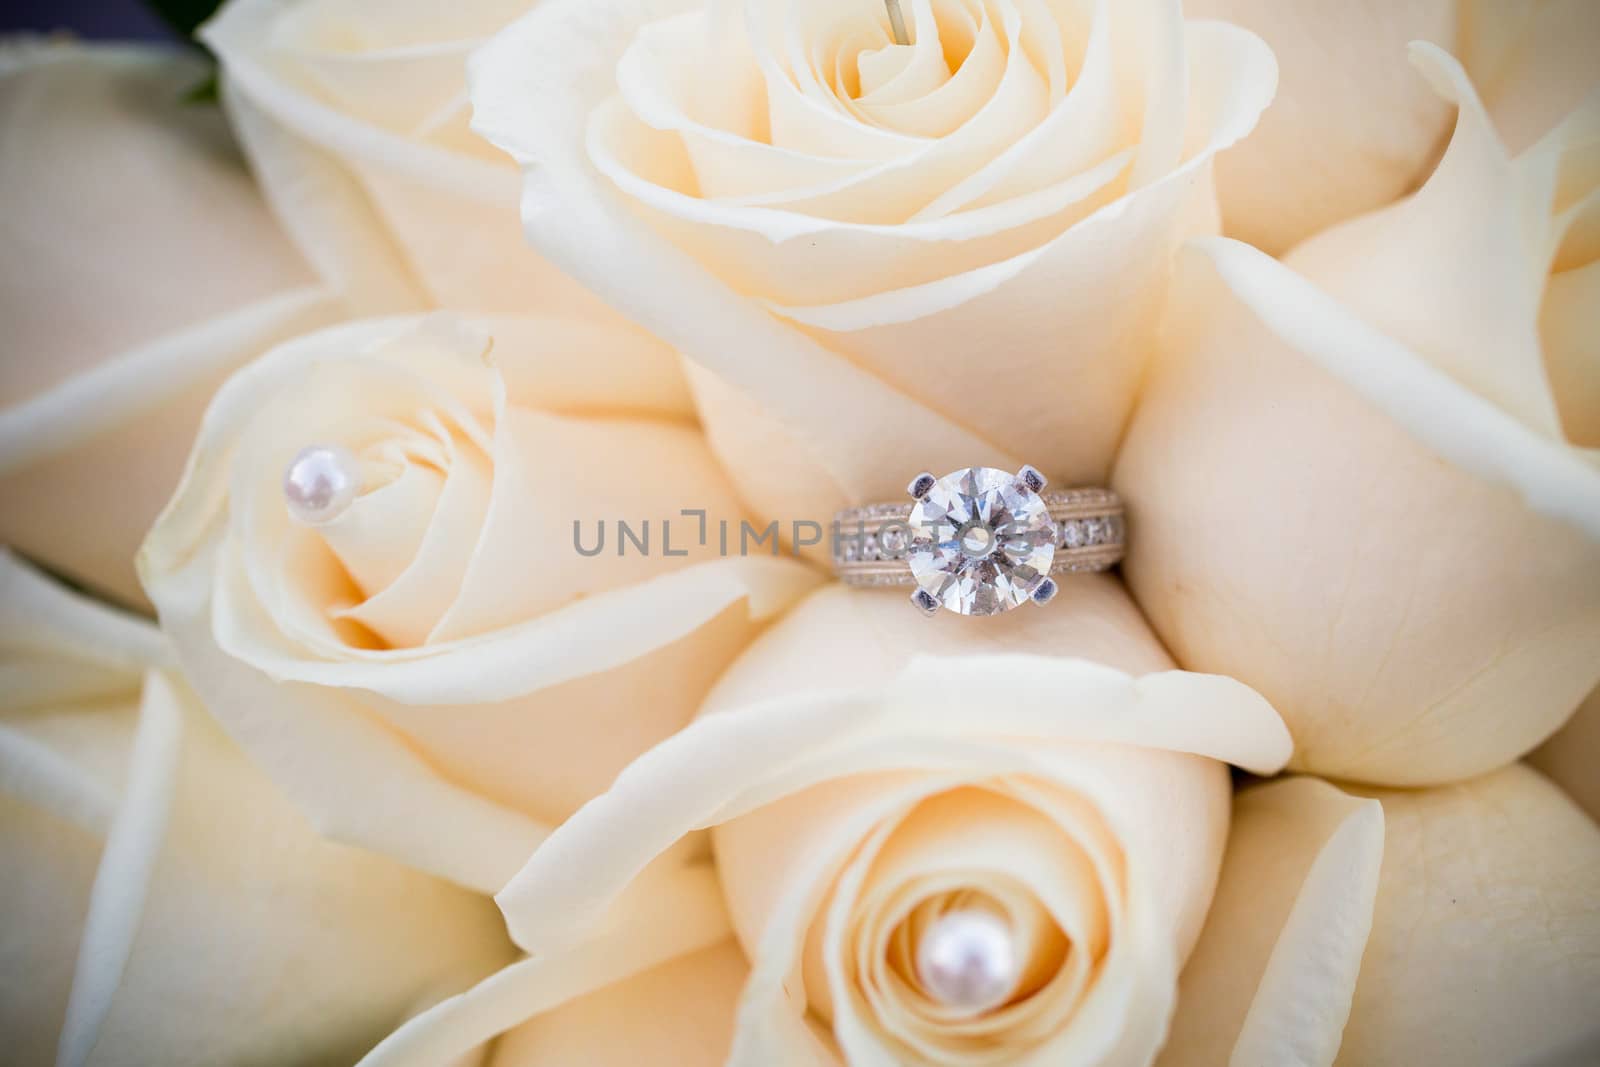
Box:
[915,908,1019,1013]
[283,444,360,525]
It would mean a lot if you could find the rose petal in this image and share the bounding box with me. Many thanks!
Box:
[318,459,444,599]
[1185,0,1457,253]
[160,542,550,891]
[1196,233,1600,533]
[336,420,492,646]
[77,690,515,1066]
[916,0,1120,217]
[205,0,619,316]
[221,84,427,310]
[1339,765,1600,1065]
[1158,776,1383,1067]
[1543,257,1600,450]
[55,669,183,1067]
[1528,685,1600,822]
[429,398,753,640]
[0,42,339,605]
[1,556,515,1066]
[0,44,314,407]
[1115,238,1600,785]
[1284,44,1567,438]
[0,549,170,703]
[1458,0,1600,152]
[355,862,734,1067]
[215,554,819,704]
[0,550,158,834]
[492,940,748,1067]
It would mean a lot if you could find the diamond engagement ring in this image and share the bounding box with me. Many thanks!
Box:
[831,466,1125,617]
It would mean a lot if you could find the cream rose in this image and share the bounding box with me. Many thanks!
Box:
[1165,766,1600,1067]
[201,0,613,317]
[1114,45,1600,785]
[0,41,346,607]
[469,0,1277,525]
[370,578,1291,1065]
[139,313,819,891]
[0,552,514,1066]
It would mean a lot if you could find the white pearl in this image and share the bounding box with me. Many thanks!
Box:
[915,908,1019,1013]
[283,444,360,525]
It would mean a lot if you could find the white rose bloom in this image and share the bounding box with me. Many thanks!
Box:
[469,0,1277,528]
[372,579,1291,1066]
[139,312,818,891]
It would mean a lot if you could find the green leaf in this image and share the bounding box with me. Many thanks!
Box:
[183,71,219,105]
[141,0,226,39]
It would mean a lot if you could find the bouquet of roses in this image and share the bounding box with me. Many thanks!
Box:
[2,1,1597,1064]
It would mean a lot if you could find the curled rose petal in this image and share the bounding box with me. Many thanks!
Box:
[492,578,1290,1063]
[1183,0,1457,253]
[1157,777,1384,1067]
[1114,46,1600,785]
[354,862,738,1067]
[0,552,513,1067]
[201,0,617,317]
[488,940,747,1067]
[1457,0,1600,152]
[470,0,1278,524]
[1162,766,1600,1066]
[139,313,820,890]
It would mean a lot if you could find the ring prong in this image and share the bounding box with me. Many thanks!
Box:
[908,472,937,500]
[1018,464,1047,493]
[911,588,941,615]
[1029,576,1059,606]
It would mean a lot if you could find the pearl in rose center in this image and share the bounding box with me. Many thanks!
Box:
[914,908,1019,1014]
[283,444,360,525]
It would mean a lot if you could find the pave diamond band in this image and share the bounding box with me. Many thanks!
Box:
[831,467,1125,616]
[832,490,1125,581]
